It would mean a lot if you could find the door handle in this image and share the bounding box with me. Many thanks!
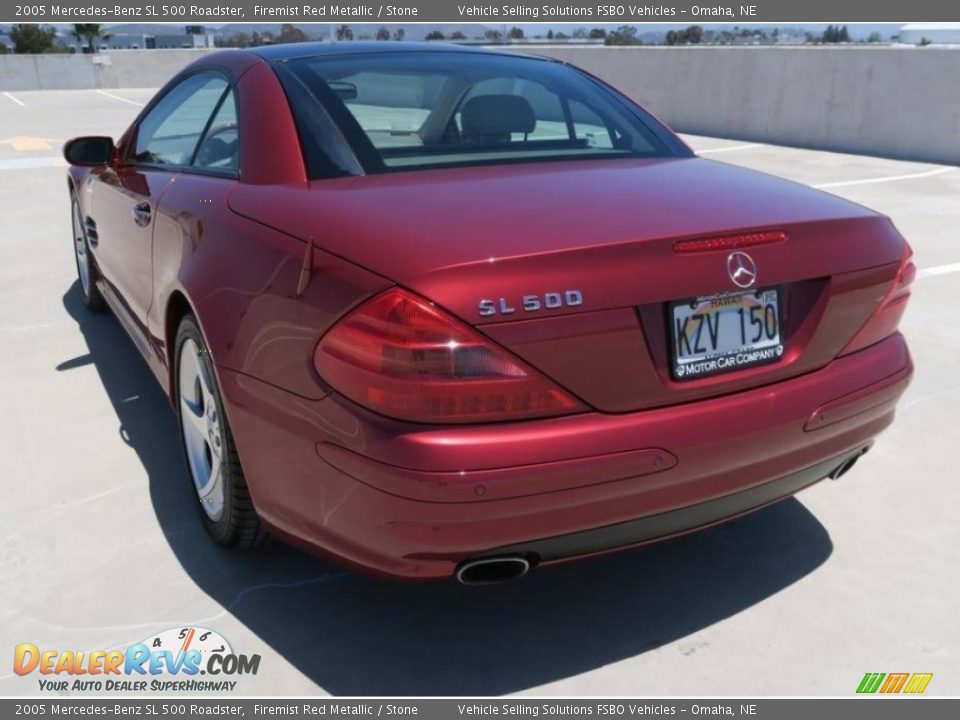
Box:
[133,202,152,227]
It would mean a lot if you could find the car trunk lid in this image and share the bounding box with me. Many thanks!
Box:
[229,157,905,411]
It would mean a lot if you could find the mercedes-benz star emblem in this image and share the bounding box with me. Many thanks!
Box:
[727,251,758,289]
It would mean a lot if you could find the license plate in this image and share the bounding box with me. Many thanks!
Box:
[669,288,784,380]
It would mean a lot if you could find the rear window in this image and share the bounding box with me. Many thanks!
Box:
[277,51,679,176]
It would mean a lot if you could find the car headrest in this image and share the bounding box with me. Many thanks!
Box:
[460,94,537,140]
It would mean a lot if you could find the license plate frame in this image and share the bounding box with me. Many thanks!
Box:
[668,287,785,381]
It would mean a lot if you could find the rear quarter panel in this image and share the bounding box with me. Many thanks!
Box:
[149,177,392,401]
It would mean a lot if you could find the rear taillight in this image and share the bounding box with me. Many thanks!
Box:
[314,288,583,423]
[840,242,915,356]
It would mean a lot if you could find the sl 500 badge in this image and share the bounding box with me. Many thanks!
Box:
[478,290,584,317]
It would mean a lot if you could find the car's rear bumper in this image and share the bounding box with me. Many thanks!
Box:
[471,446,866,567]
[219,332,912,580]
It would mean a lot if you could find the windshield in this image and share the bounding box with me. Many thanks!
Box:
[278,50,683,176]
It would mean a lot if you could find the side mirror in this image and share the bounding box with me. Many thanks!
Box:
[63,136,115,167]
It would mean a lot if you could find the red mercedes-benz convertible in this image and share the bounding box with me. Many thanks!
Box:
[64,43,913,583]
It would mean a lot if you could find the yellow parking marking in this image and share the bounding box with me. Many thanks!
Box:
[0,136,58,152]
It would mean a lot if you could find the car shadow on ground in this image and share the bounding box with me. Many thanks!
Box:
[61,282,834,696]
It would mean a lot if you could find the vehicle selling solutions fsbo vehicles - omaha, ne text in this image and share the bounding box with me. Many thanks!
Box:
[64,43,914,584]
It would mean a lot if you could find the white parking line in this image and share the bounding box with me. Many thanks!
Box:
[917,262,960,280]
[96,89,145,107]
[814,167,955,189]
[698,143,763,154]
[0,322,59,332]
[3,92,25,106]
[0,157,67,171]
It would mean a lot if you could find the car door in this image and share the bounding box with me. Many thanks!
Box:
[147,86,241,370]
[89,71,231,335]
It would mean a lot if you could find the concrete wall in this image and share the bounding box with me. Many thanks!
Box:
[98,49,219,89]
[0,52,100,91]
[1,46,957,164]
[532,46,960,164]
[0,48,217,92]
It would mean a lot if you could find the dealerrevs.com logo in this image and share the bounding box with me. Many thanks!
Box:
[13,627,260,693]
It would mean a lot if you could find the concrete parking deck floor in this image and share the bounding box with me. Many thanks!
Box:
[1,88,957,697]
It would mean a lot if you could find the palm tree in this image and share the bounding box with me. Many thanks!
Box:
[71,24,112,54]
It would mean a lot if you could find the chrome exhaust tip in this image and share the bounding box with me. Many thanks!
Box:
[455,556,531,585]
[829,447,869,480]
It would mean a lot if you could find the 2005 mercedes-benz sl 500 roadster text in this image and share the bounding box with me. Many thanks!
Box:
[65,43,914,584]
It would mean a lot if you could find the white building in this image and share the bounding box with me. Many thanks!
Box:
[897,23,960,45]
[98,33,215,50]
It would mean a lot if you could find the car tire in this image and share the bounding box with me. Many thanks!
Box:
[174,314,265,549]
[71,191,105,311]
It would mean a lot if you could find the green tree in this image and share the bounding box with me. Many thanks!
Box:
[508,27,525,39]
[450,31,466,40]
[71,24,112,53]
[605,25,639,46]
[375,26,390,40]
[278,24,308,44]
[546,29,554,40]
[336,25,353,41]
[249,31,275,46]
[11,24,57,54]
[484,29,501,42]
[216,32,251,48]
[425,31,445,41]
[665,26,703,45]
[393,28,405,41]
[0,42,8,54]
[588,28,607,39]
[867,31,883,43]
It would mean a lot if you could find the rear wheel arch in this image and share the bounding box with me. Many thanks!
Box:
[164,290,195,395]
[173,312,265,548]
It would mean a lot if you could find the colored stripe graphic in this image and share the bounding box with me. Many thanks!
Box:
[903,673,934,694]
[857,673,885,693]
[857,672,933,694]
[880,673,909,693]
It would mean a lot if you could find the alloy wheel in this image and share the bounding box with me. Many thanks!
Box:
[72,199,91,297]
[178,338,226,522]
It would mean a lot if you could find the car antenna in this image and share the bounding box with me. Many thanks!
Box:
[296,236,314,298]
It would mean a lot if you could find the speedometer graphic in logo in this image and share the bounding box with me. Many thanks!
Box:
[140,626,232,667]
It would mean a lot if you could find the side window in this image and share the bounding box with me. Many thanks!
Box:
[132,73,228,167]
[193,90,239,173]
[569,100,615,149]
